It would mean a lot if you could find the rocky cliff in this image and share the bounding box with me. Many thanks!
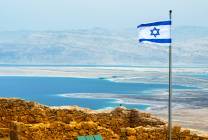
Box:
[0,98,207,140]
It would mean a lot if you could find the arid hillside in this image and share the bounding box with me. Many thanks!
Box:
[0,98,207,140]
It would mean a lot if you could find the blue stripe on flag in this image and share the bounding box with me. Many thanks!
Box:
[137,21,171,28]
[139,39,172,43]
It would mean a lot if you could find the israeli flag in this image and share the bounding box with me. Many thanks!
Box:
[137,21,171,45]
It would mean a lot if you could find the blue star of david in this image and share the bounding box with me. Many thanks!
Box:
[150,27,160,37]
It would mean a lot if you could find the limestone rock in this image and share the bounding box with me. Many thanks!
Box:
[0,98,207,140]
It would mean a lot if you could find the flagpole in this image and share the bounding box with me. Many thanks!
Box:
[168,10,172,140]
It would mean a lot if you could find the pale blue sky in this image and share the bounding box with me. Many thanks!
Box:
[0,0,207,30]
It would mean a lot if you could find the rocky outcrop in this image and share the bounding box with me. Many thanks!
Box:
[9,121,119,140]
[0,98,207,140]
[120,126,208,140]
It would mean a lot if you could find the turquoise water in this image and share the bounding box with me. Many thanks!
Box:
[192,74,208,79]
[0,76,192,110]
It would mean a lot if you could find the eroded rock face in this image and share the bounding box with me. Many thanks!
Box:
[0,98,207,140]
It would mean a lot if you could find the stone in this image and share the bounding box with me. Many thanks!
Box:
[0,98,206,140]
[126,127,136,136]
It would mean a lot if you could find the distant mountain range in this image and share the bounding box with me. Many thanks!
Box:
[0,27,207,67]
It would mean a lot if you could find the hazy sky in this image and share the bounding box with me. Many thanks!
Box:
[0,0,207,30]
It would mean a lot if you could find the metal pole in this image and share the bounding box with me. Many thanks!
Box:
[168,10,172,140]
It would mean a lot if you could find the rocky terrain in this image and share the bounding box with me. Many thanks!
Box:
[0,98,207,140]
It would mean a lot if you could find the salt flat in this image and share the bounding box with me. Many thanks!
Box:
[0,66,207,131]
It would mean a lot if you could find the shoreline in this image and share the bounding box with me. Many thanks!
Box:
[0,66,207,133]
[1,96,208,133]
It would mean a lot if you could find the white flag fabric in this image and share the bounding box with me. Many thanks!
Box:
[137,21,171,45]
